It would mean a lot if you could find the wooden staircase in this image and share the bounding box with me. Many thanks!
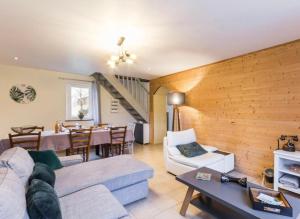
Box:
[92,73,149,123]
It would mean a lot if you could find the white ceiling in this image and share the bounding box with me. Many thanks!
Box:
[0,0,300,79]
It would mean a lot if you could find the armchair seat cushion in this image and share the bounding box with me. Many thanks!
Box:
[59,184,128,219]
[169,152,224,169]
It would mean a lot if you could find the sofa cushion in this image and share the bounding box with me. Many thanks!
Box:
[26,179,62,219]
[169,152,224,168]
[0,147,34,185]
[58,155,83,167]
[167,129,196,147]
[0,167,29,219]
[55,155,153,197]
[29,162,56,187]
[176,142,207,157]
[59,184,129,219]
[28,150,63,170]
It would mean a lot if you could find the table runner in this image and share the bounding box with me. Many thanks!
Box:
[0,129,134,154]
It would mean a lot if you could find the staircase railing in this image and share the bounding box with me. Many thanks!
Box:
[115,75,149,113]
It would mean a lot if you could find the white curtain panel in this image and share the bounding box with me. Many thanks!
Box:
[92,81,100,125]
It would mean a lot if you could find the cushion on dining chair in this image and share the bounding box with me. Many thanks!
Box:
[0,147,34,185]
[29,163,56,187]
[28,150,63,170]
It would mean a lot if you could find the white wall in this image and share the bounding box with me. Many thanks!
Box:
[100,86,136,126]
[0,64,135,139]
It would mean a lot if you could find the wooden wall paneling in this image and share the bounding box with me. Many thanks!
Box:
[150,39,300,178]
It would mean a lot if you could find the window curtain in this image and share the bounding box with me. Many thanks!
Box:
[92,81,101,125]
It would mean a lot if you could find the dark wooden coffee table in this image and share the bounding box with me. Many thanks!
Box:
[176,167,300,219]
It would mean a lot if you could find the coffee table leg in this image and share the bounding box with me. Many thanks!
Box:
[180,187,194,216]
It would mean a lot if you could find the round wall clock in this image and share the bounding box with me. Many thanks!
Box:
[10,84,37,104]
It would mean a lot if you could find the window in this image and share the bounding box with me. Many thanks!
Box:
[66,82,93,120]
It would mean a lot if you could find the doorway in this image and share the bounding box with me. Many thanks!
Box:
[153,86,169,144]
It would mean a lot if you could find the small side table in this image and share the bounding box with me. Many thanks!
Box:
[213,150,235,173]
[274,150,300,195]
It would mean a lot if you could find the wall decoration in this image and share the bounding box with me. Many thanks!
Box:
[10,84,37,104]
[111,99,119,113]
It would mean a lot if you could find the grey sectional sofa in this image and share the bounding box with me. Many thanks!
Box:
[0,147,154,219]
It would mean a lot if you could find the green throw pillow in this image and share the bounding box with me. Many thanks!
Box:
[28,150,63,170]
[29,162,56,187]
[176,142,207,157]
[26,179,62,219]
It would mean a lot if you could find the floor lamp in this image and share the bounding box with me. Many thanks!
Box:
[167,92,185,131]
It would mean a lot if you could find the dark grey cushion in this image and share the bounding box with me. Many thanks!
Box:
[26,179,62,219]
[29,162,56,187]
[176,142,207,157]
[28,150,63,170]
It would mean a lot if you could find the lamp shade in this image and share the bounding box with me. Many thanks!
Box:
[167,92,185,105]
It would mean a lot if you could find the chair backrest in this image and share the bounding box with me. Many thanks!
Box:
[11,126,44,134]
[110,126,127,145]
[9,132,42,151]
[98,123,109,128]
[62,123,77,129]
[127,122,136,132]
[34,126,44,132]
[69,128,92,150]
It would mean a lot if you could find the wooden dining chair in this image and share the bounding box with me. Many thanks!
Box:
[34,126,44,132]
[98,123,109,128]
[68,128,92,162]
[109,126,127,156]
[62,123,77,129]
[124,122,136,154]
[9,132,42,151]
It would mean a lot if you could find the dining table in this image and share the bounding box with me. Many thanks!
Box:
[0,128,135,155]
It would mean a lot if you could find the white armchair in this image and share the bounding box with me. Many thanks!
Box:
[163,128,234,175]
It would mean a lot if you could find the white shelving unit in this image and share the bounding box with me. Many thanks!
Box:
[274,150,300,195]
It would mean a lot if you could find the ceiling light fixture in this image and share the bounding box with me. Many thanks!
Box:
[14,56,19,61]
[107,36,136,68]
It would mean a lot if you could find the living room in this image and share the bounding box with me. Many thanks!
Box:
[1,1,300,219]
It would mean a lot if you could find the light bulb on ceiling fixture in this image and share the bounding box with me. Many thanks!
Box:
[107,60,114,65]
[111,55,118,61]
[130,54,137,60]
[126,59,134,64]
[109,63,116,68]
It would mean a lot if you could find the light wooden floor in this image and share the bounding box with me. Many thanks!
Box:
[125,143,260,219]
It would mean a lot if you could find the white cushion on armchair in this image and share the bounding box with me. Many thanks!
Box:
[167,128,197,147]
